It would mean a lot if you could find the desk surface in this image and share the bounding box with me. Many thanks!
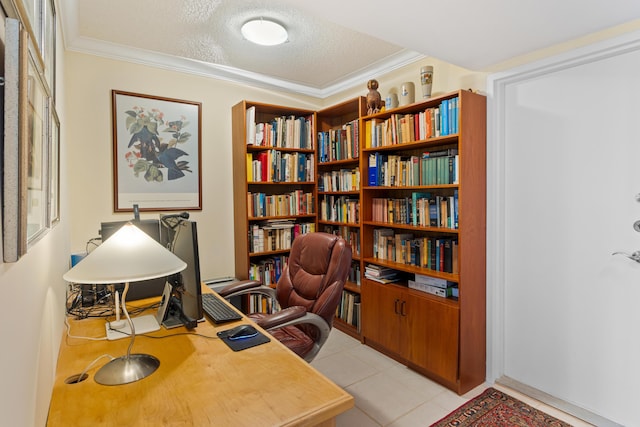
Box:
[47,287,353,426]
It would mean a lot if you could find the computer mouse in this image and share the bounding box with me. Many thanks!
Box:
[227,324,258,340]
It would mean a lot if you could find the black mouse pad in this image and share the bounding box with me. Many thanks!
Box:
[217,327,270,352]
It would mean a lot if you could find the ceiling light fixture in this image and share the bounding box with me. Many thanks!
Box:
[241,18,288,46]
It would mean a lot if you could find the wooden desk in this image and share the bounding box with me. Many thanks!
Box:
[47,287,353,426]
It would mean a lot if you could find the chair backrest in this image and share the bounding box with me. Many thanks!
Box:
[276,232,352,335]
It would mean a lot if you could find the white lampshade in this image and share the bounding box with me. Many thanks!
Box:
[64,222,186,284]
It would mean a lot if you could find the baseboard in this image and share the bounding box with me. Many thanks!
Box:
[496,376,622,427]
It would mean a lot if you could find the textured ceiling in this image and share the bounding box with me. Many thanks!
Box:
[60,0,640,97]
[61,0,420,97]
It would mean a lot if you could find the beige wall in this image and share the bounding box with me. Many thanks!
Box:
[65,52,323,280]
[323,56,487,107]
[65,51,485,281]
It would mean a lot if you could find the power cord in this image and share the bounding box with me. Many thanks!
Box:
[75,354,115,384]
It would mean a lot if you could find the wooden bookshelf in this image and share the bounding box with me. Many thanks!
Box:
[231,91,486,394]
[231,101,318,288]
[359,90,486,394]
[317,97,366,338]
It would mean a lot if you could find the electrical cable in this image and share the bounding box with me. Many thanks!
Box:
[76,354,115,383]
[64,316,107,341]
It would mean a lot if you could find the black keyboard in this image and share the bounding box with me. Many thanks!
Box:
[202,293,242,323]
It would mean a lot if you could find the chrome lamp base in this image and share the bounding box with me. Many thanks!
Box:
[94,354,160,385]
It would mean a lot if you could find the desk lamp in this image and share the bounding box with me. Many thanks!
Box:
[63,222,186,385]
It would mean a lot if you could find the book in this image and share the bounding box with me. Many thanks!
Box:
[368,153,378,186]
[408,280,455,297]
[414,273,455,288]
[246,106,256,145]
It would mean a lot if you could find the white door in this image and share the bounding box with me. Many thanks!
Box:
[488,33,640,427]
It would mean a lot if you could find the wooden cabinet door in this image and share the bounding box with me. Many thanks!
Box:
[407,295,459,383]
[361,281,407,355]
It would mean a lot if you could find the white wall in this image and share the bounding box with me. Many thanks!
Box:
[488,31,640,426]
[0,11,69,427]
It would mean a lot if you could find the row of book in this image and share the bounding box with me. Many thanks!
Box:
[348,261,361,286]
[249,220,315,254]
[336,290,361,331]
[248,255,288,287]
[367,149,458,187]
[246,107,314,149]
[319,195,360,224]
[247,294,276,314]
[364,96,459,148]
[318,119,359,162]
[318,167,360,192]
[320,225,361,257]
[246,151,315,183]
[372,228,459,273]
[247,191,314,218]
[371,191,458,229]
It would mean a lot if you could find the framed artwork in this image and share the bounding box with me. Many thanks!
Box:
[49,106,60,225]
[42,0,56,98]
[3,19,25,262]
[111,90,202,212]
[25,50,50,246]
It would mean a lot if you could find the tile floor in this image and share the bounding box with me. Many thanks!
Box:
[311,329,594,427]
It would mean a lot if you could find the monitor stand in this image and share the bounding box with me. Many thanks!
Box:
[156,283,198,329]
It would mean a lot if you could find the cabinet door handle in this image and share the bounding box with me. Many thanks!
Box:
[400,300,407,316]
[394,299,400,314]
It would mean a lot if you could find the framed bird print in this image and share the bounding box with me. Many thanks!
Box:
[111,90,202,212]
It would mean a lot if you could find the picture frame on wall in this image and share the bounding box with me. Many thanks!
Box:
[42,0,56,98]
[111,90,202,212]
[2,4,58,262]
[3,19,25,262]
[49,106,60,226]
[25,49,50,246]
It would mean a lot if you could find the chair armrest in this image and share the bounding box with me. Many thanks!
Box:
[258,308,332,362]
[217,280,261,297]
[257,306,306,329]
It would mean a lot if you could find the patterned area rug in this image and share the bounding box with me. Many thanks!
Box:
[430,387,573,427]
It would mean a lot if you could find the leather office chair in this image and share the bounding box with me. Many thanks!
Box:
[218,232,352,362]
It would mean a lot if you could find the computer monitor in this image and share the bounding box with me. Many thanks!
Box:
[100,219,167,300]
[159,217,203,322]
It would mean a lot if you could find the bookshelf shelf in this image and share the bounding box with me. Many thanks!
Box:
[361,257,459,282]
[318,158,359,166]
[317,191,360,196]
[318,220,360,227]
[363,221,460,234]
[344,281,361,293]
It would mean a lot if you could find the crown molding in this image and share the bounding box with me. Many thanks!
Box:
[63,35,424,99]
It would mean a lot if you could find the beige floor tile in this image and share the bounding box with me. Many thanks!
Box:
[311,350,378,388]
[336,405,381,427]
[315,330,597,427]
[346,370,430,425]
[387,400,452,427]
